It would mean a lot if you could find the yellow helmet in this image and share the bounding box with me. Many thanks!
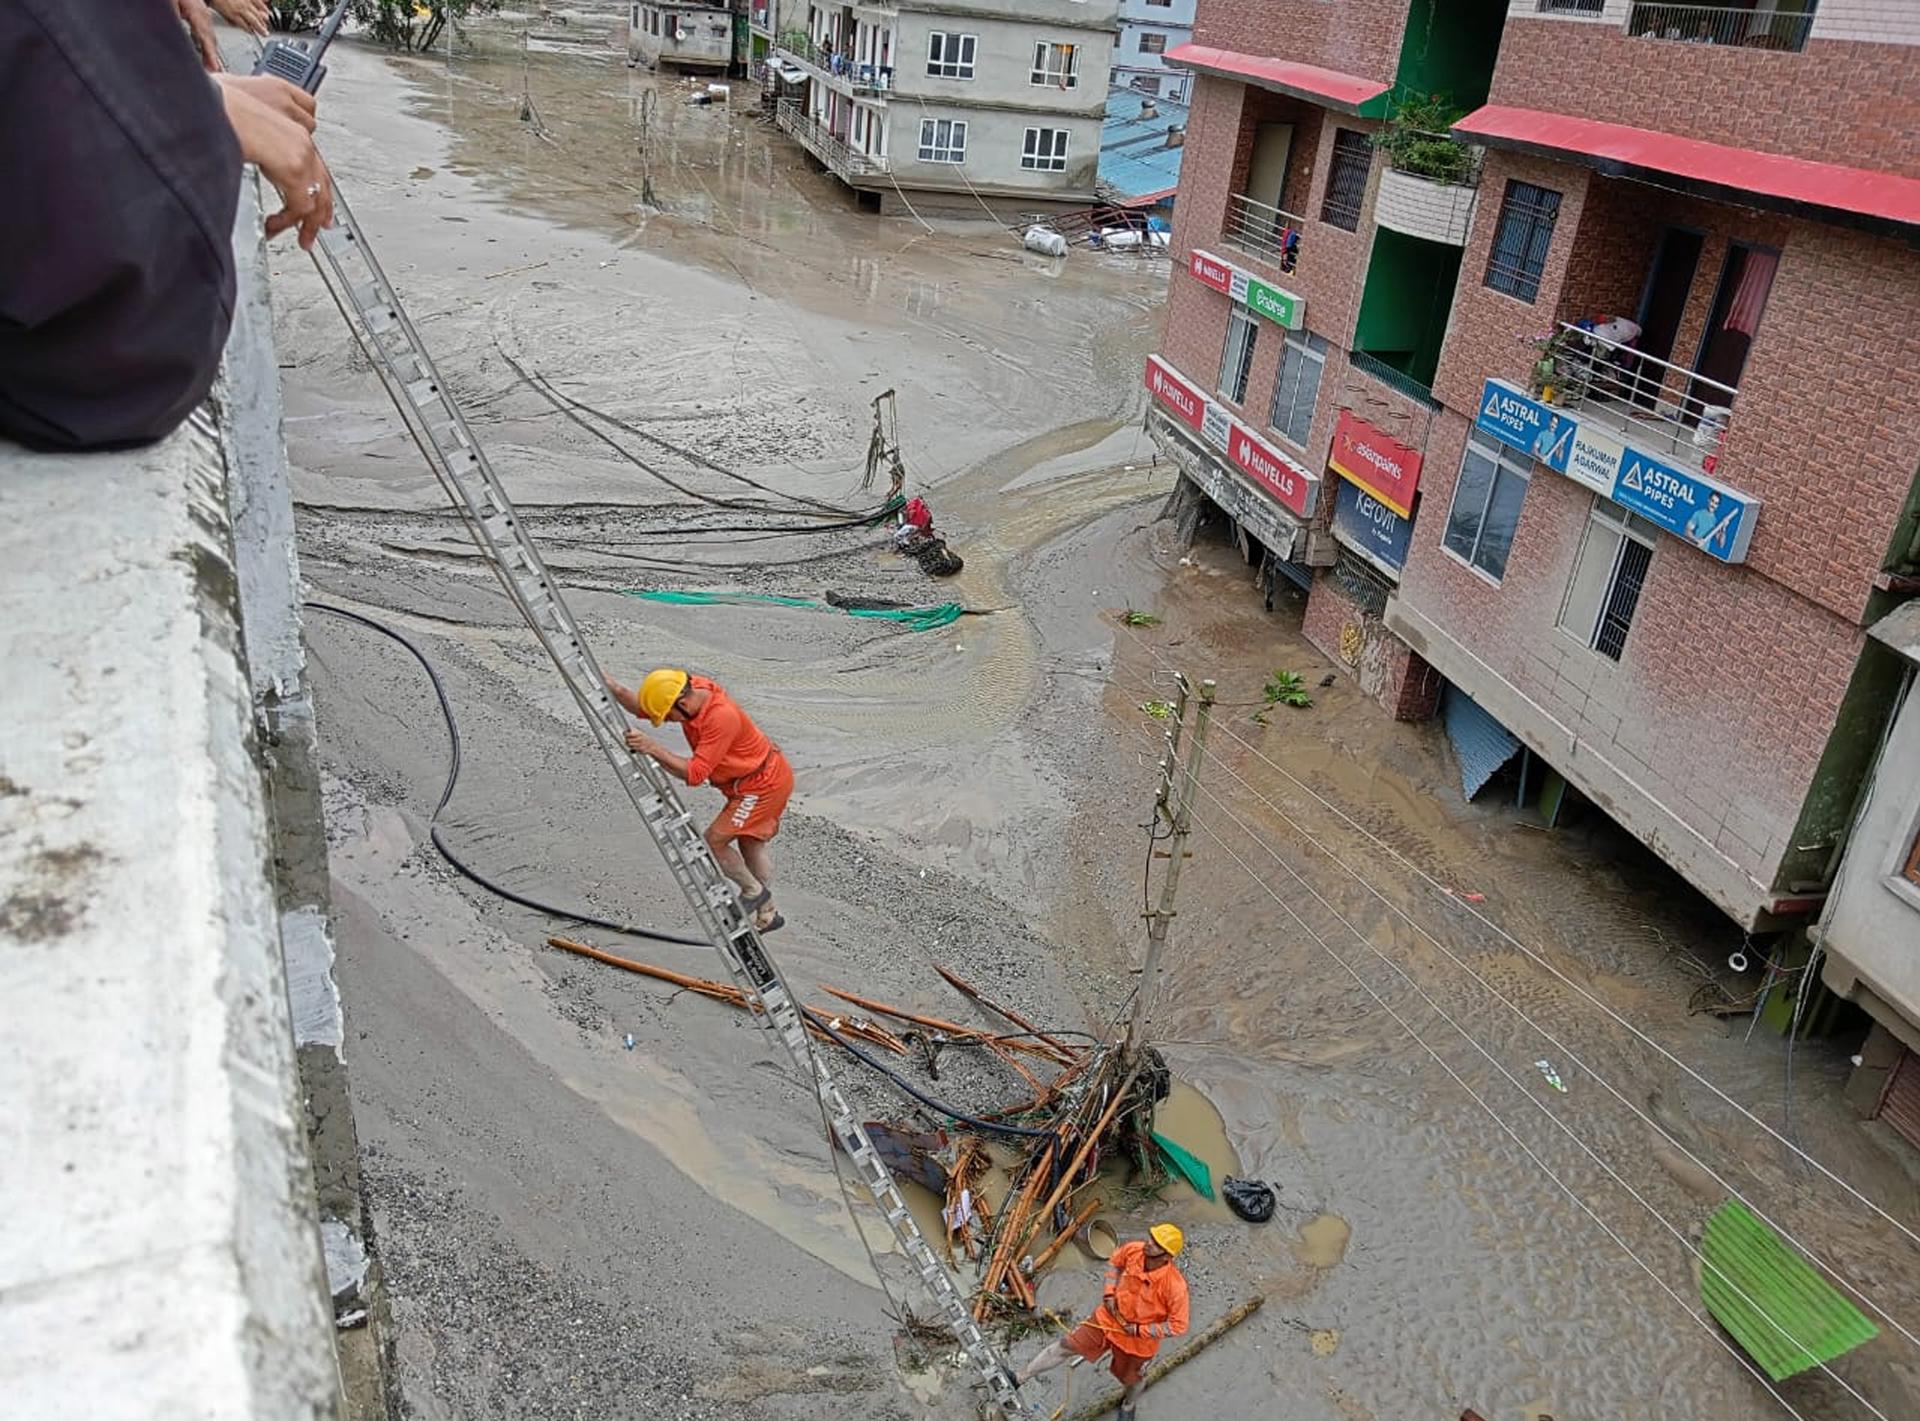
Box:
[639,667,690,725]
[1149,1223,1184,1257]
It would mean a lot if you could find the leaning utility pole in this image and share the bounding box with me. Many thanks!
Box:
[1125,675,1216,1058]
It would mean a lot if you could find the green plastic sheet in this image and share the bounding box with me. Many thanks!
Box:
[623,588,964,633]
[1152,1131,1215,1201]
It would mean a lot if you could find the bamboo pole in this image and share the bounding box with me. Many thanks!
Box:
[1027,1197,1101,1279]
[1062,1296,1265,1420]
[934,964,1078,1062]
[1011,1063,1142,1261]
[819,987,1067,1060]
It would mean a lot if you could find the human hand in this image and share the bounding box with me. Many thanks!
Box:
[219,80,334,249]
[625,730,660,758]
[177,0,223,72]
[210,0,272,36]
[214,74,317,133]
[1123,1321,1141,1338]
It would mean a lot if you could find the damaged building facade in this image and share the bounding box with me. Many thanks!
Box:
[770,0,1118,215]
[1149,0,1920,1089]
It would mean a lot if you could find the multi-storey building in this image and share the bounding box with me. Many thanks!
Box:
[1114,0,1196,102]
[768,0,1118,216]
[1148,1,1920,1050]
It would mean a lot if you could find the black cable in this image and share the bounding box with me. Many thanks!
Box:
[305,601,707,947]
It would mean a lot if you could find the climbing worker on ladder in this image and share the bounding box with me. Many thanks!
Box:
[605,668,793,933]
[1015,1223,1189,1419]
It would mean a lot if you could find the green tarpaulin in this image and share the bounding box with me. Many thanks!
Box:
[1699,1198,1877,1381]
[623,588,964,633]
[1152,1132,1215,1201]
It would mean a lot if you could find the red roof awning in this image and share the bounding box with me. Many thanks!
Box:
[1165,43,1389,115]
[1454,105,1920,237]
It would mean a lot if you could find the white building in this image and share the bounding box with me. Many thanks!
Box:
[772,0,1118,217]
[1112,0,1193,102]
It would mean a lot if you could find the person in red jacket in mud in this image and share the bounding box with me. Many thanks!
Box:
[605,667,793,933]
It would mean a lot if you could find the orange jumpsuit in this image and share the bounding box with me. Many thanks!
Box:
[1062,1240,1190,1385]
[680,676,793,841]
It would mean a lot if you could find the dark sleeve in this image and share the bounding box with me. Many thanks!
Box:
[0,0,242,451]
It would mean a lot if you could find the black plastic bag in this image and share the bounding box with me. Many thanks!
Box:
[1223,1176,1276,1223]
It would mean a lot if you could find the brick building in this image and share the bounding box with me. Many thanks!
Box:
[1146,1,1920,974]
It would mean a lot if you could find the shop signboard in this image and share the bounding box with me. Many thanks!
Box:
[1332,479,1413,574]
[1226,420,1317,519]
[1329,409,1421,517]
[1187,248,1304,332]
[1145,355,1205,432]
[1473,379,1758,564]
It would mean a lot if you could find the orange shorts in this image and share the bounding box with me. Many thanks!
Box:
[1062,1322,1149,1386]
[714,750,794,842]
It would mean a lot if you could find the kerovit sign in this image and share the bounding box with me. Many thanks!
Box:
[1474,379,1760,564]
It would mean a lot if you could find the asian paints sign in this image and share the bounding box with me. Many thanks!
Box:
[1186,247,1304,331]
[1474,379,1759,564]
[1329,409,1421,517]
[1145,355,1205,432]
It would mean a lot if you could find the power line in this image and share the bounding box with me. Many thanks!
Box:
[1109,619,1920,1259]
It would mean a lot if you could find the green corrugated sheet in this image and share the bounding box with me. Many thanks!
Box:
[1699,1199,1877,1381]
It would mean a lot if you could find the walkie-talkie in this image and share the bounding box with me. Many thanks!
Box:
[252,0,352,94]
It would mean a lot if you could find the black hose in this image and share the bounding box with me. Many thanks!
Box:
[305,601,707,947]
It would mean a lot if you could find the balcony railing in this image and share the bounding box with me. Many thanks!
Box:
[1349,349,1439,409]
[1626,3,1816,53]
[1541,320,1739,463]
[774,98,888,180]
[777,33,894,92]
[1223,193,1305,275]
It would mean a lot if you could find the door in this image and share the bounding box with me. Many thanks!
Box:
[1247,122,1295,215]
[1630,226,1703,408]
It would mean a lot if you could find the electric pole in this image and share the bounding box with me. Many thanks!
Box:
[1125,675,1216,1058]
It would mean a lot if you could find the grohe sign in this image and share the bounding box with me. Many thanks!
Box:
[1329,409,1421,517]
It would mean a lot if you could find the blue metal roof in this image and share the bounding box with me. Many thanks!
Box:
[1442,683,1520,801]
[1098,88,1190,207]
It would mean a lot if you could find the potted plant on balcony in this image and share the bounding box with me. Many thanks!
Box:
[1375,93,1474,184]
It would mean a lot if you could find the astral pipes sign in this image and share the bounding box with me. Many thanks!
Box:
[1474,379,1759,564]
[1329,409,1421,517]
[1186,247,1304,331]
[1145,354,1205,432]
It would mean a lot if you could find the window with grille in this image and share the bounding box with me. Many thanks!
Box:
[1485,180,1562,303]
[1537,0,1604,11]
[1320,129,1371,231]
[1269,329,1327,448]
[927,31,976,79]
[1218,307,1259,406]
[1333,550,1394,617]
[917,118,968,163]
[1559,499,1658,660]
[1133,75,1162,96]
[1442,433,1532,581]
[1139,33,1167,54]
[1022,128,1071,172]
[1032,42,1080,88]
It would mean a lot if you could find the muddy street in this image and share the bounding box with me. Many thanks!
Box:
[283,33,1920,1421]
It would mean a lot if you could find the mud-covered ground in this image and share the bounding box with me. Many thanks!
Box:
[282,29,1920,1421]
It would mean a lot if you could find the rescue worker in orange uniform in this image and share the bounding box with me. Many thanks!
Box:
[1015,1223,1189,1418]
[604,667,794,934]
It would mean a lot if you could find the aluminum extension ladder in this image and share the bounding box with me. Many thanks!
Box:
[307,188,1027,1416]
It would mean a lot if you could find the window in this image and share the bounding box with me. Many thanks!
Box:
[1139,32,1167,54]
[1268,330,1327,448]
[917,117,968,163]
[1536,0,1604,11]
[1218,307,1259,406]
[1032,42,1080,88]
[1146,0,1173,6]
[1132,75,1162,96]
[1558,499,1658,660]
[1022,128,1071,172]
[1485,180,1562,303]
[927,31,976,79]
[1320,129,1371,231]
[1442,434,1532,581]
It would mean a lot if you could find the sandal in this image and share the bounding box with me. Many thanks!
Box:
[757,911,786,935]
[742,887,772,913]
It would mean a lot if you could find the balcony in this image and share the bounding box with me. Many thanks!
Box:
[775,98,888,182]
[1625,2,1816,53]
[775,32,894,95]
[1223,193,1305,276]
[1536,320,1738,468]
[1375,166,1479,247]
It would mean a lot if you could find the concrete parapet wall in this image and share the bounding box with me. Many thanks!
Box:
[0,191,341,1415]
